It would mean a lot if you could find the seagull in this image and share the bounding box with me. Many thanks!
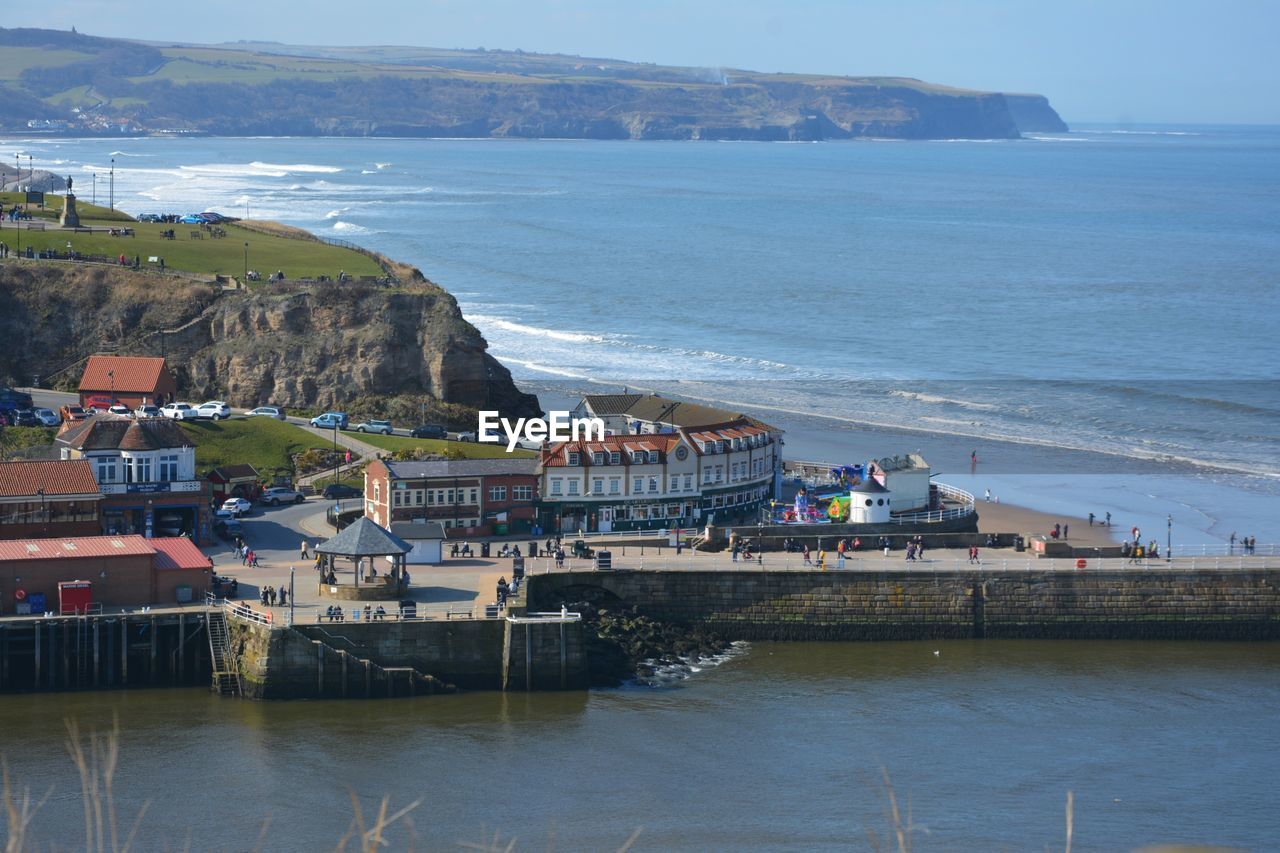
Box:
[933,650,941,656]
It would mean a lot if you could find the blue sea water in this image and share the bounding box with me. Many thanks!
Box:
[5,128,1278,541]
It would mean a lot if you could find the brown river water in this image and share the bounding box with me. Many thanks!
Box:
[1,639,1276,850]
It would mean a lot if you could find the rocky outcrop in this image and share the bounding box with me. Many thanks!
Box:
[0,262,539,417]
[1003,94,1069,133]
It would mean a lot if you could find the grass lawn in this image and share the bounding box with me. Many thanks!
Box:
[0,195,383,280]
[350,432,535,459]
[181,417,332,478]
[0,426,58,458]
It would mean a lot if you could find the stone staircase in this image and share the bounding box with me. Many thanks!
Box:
[206,608,242,697]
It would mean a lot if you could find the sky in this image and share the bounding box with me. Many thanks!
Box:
[11,0,1280,124]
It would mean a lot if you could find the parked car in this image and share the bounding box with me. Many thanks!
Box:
[11,409,39,428]
[259,486,305,506]
[453,430,477,442]
[221,497,252,517]
[199,211,229,223]
[322,483,362,500]
[33,408,61,427]
[134,404,161,418]
[160,402,197,420]
[107,404,133,418]
[310,412,348,429]
[196,401,231,420]
[178,214,209,224]
[214,517,243,540]
[354,419,393,435]
[60,404,91,422]
[247,406,286,420]
[137,213,162,223]
[0,388,33,409]
[410,424,447,439]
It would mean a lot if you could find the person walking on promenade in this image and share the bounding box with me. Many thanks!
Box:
[1063,523,1069,540]
[241,548,249,567]
[817,549,827,571]
[250,551,259,568]
[1105,512,1111,527]
[300,540,308,560]
[968,545,980,565]
[260,588,269,606]
[279,586,288,607]
[1089,512,1095,527]
[1229,532,1237,554]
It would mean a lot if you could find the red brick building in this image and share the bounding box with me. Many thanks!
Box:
[363,458,540,537]
[0,460,103,540]
[79,355,178,410]
[0,534,211,614]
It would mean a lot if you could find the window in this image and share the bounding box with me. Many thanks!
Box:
[631,451,645,464]
[550,479,563,496]
[592,478,604,495]
[415,491,424,506]
[468,488,478,505]
[609,451,621,466]
[95,457,116,484]
[513,485,533,501]
[489,485,508,502]
[649,477,659,493]
[568,480,580,496]
[427,490,435,505]
[703,468,714,484]
[670,475,680,492]
[393,491,402,506]
[158,455,178,481]
[649,450,660,464]
[127,456,151,483]
[446,489,455,504]
[609,478,621,494]
[592,452,605,466]
[567,451,581,466]
[633,477,643,493]
[374,482,381,502]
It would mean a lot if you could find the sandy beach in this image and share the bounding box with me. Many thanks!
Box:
[974,500,1119,547]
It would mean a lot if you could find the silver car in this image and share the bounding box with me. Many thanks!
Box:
[259,486,305,506]
[33,408,61,426]
[196,401,231,420]
[247,406,286,420]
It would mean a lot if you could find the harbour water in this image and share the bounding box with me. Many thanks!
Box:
[1,640,1277,850]
[4,128,1277,542]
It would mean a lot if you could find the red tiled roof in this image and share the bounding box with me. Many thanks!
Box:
[0,535,153,562]
[0,460,100,498]
[542,434,685,466]
[57,418,193,451]
[79,356,171,393]
[151,537,212,571]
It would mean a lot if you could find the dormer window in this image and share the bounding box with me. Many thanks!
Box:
[592,451,605,466]
[567,451,581,466]
[648,450,660,464]
[631,451,645,464]
[609,451,621,466]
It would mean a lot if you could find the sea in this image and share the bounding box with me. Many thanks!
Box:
[3,126,1276,545]
[2,128,1278,849]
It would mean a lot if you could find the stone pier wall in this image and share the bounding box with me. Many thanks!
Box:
[526,569,1280,641]
[231,616,588,699]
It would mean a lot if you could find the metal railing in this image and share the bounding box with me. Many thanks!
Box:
[889,482,976,524]
[1172,543,1276,557]
[223,599,274,626]
[526,553,1279,574]
[311,603,503,623]
[506,610,582,623]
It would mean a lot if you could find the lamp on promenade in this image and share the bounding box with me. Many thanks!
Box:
[92,173,96,206]
[1167,514,1172,563]
[109,158,114,210]
[243,241,248,285]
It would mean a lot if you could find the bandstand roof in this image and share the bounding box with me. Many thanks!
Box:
[315,517,411,557]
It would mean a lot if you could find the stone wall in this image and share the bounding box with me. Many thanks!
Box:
[230,615,588,699]
[526,569,1280,642]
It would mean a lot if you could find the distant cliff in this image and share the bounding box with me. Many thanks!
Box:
[0,27,1068,141]
[1003,94,1070,132]
[0,262,539,419]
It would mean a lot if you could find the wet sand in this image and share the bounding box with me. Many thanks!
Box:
[974,500,1119,546]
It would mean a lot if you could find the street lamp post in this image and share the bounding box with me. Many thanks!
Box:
[1166,514,1172,563]
[243,241,248,285]
[109,158,114,210]
[108,369,115,405]
[36,488,46,536]
[92,173,96,206]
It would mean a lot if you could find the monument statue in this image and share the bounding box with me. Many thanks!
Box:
[59,174,80,228]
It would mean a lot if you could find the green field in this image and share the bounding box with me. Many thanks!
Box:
[0,47,92,81]
[0,193,384,280]
[181,417,331,478]
[349,431,535,459]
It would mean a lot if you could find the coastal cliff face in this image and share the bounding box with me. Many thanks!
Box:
[1003,94,1070,132]
[0,263,539,416]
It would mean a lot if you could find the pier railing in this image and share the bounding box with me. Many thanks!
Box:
[889,482,975,524]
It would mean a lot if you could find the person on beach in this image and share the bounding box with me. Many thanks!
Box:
[300,540,308,559]
[985,488,991,502]
[1063,523,1069,540]
[260,588,269,605]
[1229,532,1237,554]
[1088,512,1095,527]
[1105,512,1111,526]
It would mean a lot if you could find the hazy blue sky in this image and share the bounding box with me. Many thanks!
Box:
[13,0,1280,124]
